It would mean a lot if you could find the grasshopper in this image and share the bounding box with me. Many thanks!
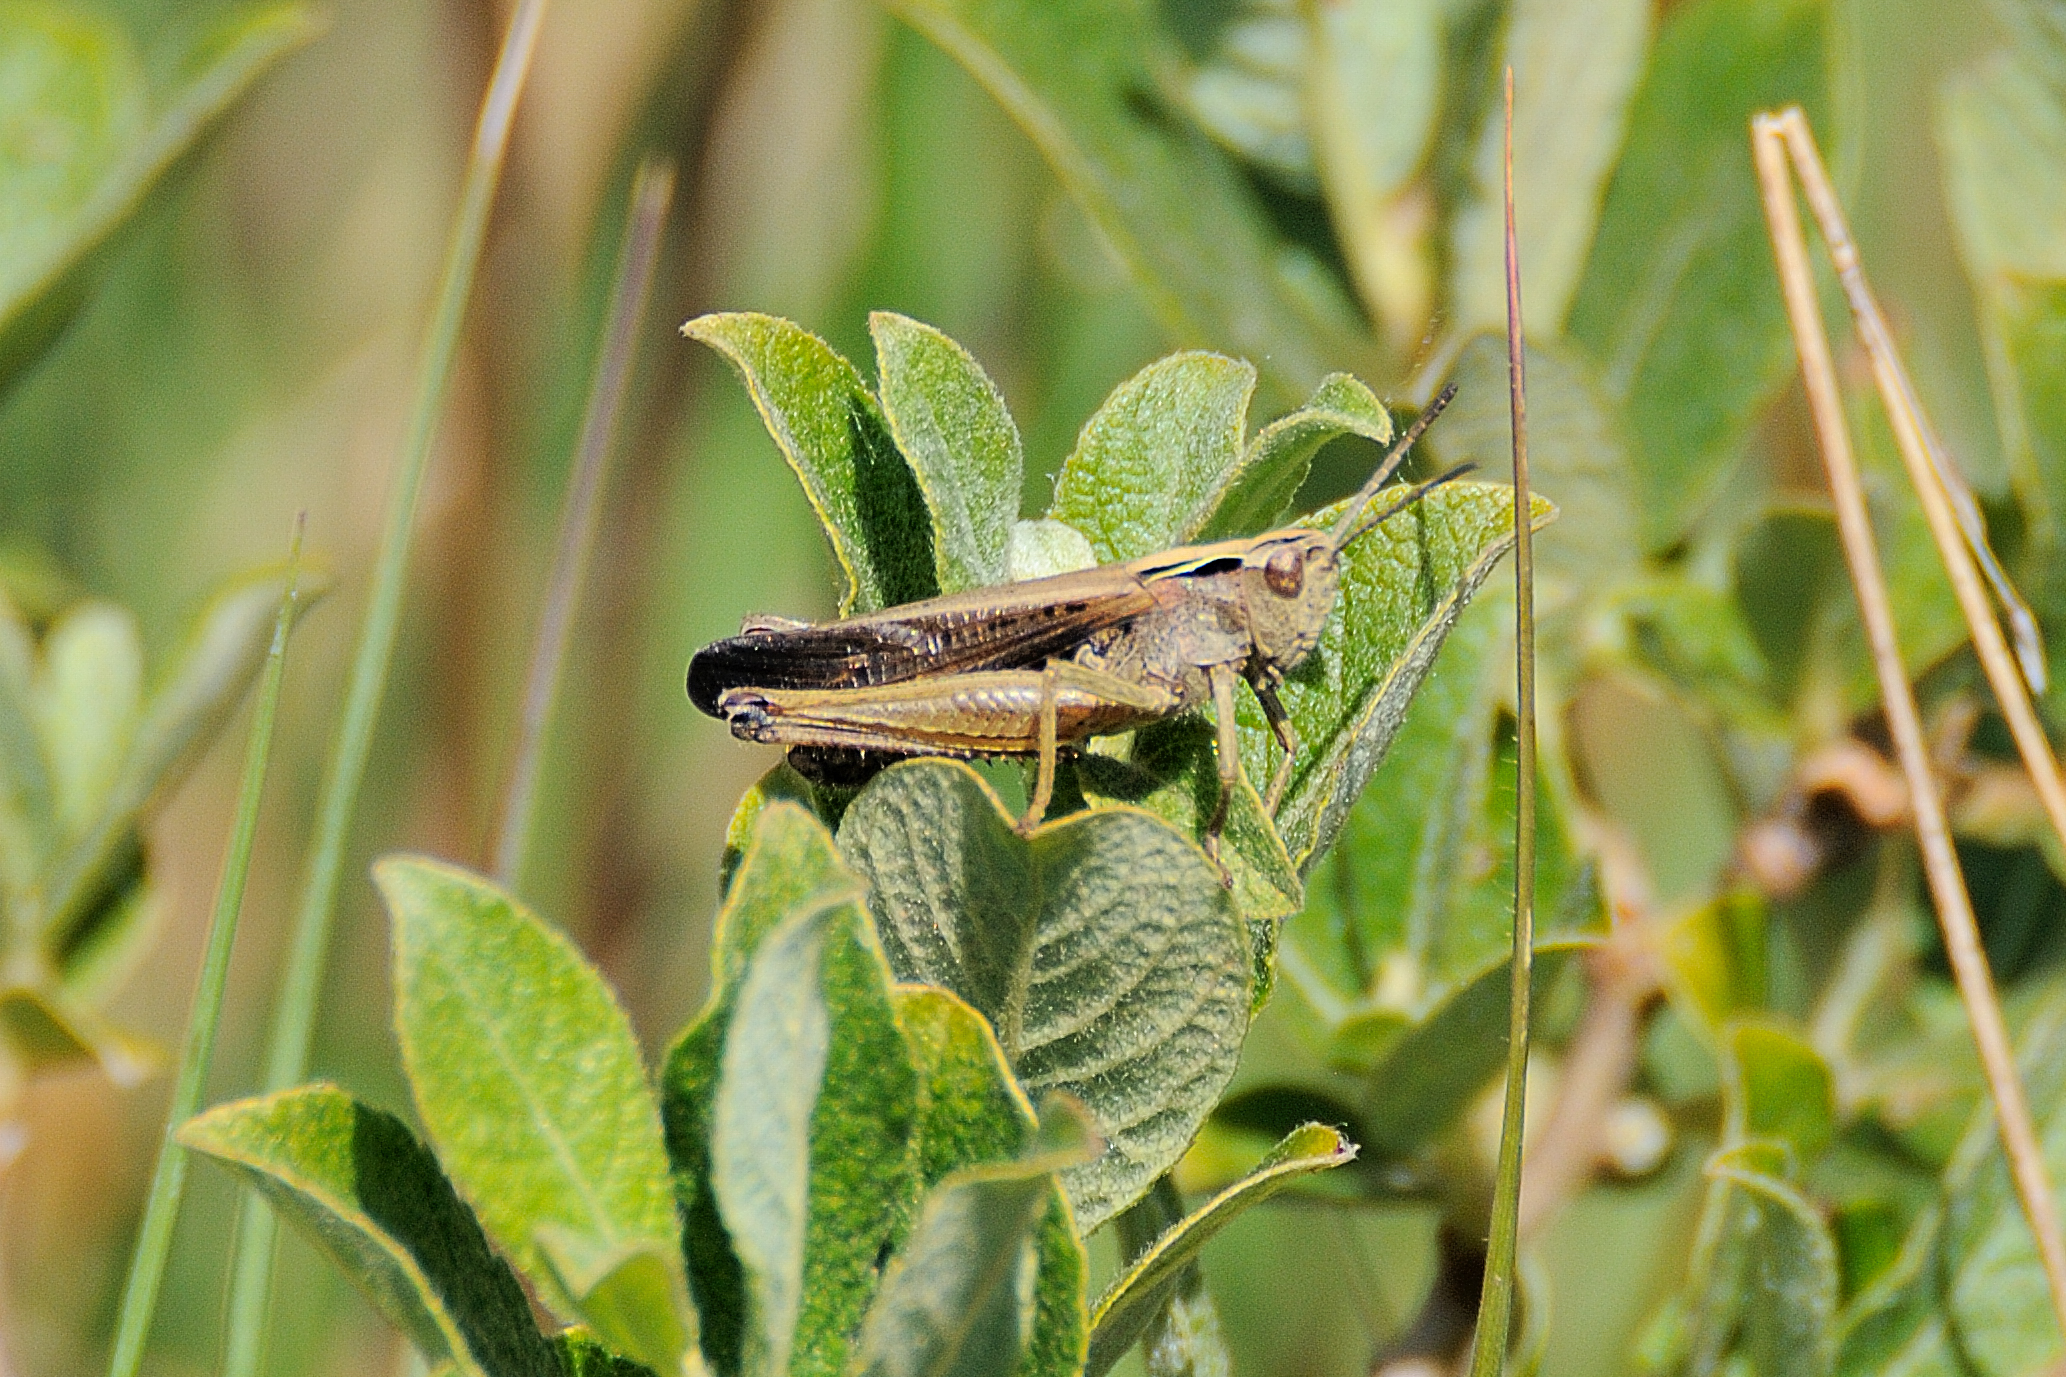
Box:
[688,385,1460,851]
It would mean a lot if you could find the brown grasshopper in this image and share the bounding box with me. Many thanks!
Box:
[688,386,1460,851]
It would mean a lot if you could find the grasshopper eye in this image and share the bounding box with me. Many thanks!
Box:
[1264,547,1305,597]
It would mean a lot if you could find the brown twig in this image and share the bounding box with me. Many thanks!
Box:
[1753,111,2066,1345]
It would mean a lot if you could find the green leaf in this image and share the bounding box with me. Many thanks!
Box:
[31,599,140,837]
[1937,55,2066,547]
[0,4,321,390]
[1075,718,1303,1005]
[177,1085,562,1377]
[0,598,53,899]
[535,1232,694,1377]
[665,803,872,1377]
[1007,519,1098,582]
[40,565,322,945]
[1193,373,1393,542]
[1565,0,1830,547]
[897,988,1088,1377]
[1703,1148,1841,1377]
[557,1330,661,1377]
[1447,0,1650,336]
[1988,279,2066,571]
[884,0,1368,404]
[1086,1125,1353,1377]
[837,760,1251,1229]
[1304,0,1442,329]
[1939,55,2066,287]
[1048,351,1256,562]
[1429,334,1640,627]
[1264,481,1551,873]
[852,1097,1098,1377]
[1985,0,2066,99]
[1171,0,1313,191]
[686,312,937,614]
[378,858,689,1361]
[870,311,1024,593]
[709,889,918,1377]
[1941,998,2066,1376]
[1723,1021,1835,1164]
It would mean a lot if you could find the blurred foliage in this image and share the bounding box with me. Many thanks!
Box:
[7,0,2066,1374]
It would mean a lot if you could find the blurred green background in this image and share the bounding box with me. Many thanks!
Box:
[0,0,2050,1374]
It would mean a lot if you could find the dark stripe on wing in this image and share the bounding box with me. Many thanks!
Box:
[686,582,1154,716]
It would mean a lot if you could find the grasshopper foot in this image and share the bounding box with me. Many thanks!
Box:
[1202,832,1234,889]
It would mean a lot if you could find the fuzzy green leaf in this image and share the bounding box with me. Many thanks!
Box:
[1723,1021,1835,1163]
[897,988,1088,1377]
[0,4,320,390]
[1565,0,1830,547]
[664,804,917,1377]
[883,0,1366,405]
[1703,1148,1841,1377]
[711,892,918,1377]
[852,1097,1097,1377]
[838,760,1251,1229]
[178,1085,561,1377]
[1048,351,1256,563]
[1263,481,1551,872]
[871,311,1024,593]
[687,312,937,614]
[1193,373,1393,542]
[379,857,688,1359]
[1086,1125,1353,1377]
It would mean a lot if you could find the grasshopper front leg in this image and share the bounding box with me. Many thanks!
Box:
[1205,663,1244,876]
[1249,668,1300,815]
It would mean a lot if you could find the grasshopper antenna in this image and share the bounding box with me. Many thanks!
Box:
[1337,462,1477,552]
[1327,382,1459,552]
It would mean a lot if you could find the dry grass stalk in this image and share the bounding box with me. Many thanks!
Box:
[1752,109,2066,1344]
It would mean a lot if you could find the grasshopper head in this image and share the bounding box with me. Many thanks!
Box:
[1241,529,1340,670]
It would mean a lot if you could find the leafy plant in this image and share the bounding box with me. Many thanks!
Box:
[0,566,318,1130]
[180,315,1534,1375]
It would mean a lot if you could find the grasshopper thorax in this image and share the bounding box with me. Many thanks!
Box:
[1240,529,1340,670]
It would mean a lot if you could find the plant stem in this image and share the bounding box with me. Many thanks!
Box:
[1469,66,1535,1377]
[219,4,551,1373]
[105,519,307,1377]
[491,157,676,890]
[1754,107,2066,1349]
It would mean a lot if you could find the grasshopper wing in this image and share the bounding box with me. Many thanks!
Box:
[687,565,1156,716]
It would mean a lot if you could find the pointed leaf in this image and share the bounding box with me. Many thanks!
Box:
[0,4,321,390]
[709,891,918,1377]
[882,0,1367,405]
[1266,481,1551,871]
[687,312,936,614]
[1565,0,1831,546]
[537,1230,694,1376]
[871,312,1024,593]
[379,858,686,1345]
[1086,1125,1353,1377]
[1193,373,1393,542]
[178,1085,561,1377]
[664,803,872,1377]
[1049,352,1256,562]
[853,1098,1097,1377]
[839,760,1251,1228]
[897,988,1089,1377]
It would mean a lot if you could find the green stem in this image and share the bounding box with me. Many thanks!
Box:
[219,4,551,1373]
[1470,66,1535,1377]
[105,521,307,1377]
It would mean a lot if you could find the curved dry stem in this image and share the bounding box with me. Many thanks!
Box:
[1754,109,2066,1347]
